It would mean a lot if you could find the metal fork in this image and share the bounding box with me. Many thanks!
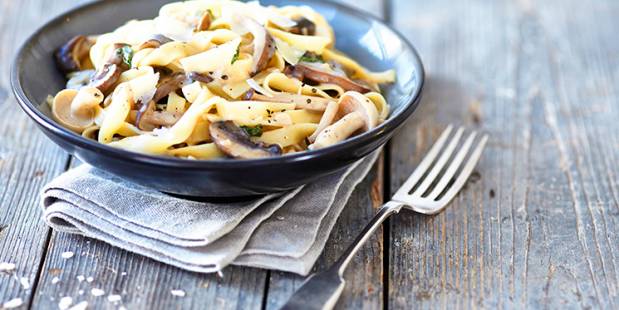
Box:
[281,125,488,310]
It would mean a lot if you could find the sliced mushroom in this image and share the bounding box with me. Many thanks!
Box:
[209,121,282,159]
[54,35,95,74]
[52,88,102,133]
[246,91,330,111]
[309,92,379,149]
[135,100,180,131]
[286,63,372,93]
[195,10,212,32]
[89,63,121,93]
[288,17,316,36]
[152,72,188,103]
[187,71,214,84]
[138,34,173,50]
[239,18,275,75]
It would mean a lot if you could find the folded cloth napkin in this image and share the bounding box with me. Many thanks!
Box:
[41,151,379,275]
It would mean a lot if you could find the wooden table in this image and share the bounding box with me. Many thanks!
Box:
[1,0,618,308]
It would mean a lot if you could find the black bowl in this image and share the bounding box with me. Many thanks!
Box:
[11,0,424,197]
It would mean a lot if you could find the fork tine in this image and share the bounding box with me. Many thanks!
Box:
[393,125,454,199]
[427,131,477,200]
[435,134,488,205]
[410,127,464,198]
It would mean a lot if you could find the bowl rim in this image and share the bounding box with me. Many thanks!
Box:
[11,0,424,169]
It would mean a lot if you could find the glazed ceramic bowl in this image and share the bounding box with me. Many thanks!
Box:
[12,0,424,197]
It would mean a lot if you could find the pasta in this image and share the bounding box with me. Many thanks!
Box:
[51,0,395,160]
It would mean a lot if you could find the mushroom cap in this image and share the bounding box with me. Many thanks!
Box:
[52,89,96,133]
[152,72,189,103]
[209,121,282,159]
[54,35,95,74]
[289,17,316,36]
[138,34,173,50]
[89,63,121,93]
[290,63,372,93]
[337,91,379,131]
[195,10,212,32]
[236,17,275,75]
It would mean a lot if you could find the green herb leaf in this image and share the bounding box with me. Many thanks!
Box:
[231,47,240,64]
[115,45,134,67]
[241,125,263,137]
[299,52,324,63]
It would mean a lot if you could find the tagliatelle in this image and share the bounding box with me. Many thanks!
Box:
[51,0,395,160]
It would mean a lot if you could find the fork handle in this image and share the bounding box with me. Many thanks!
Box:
[281,201,403,310]
[331,201,403,274]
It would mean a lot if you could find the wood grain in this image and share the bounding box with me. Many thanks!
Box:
[388,0,619,308]
[0,0,90,307]
[266,157,385,309]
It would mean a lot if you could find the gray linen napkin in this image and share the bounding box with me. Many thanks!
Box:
[41,151,379,275]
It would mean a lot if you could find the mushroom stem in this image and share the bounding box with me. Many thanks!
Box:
[308,100,339,143]
[71,86,104,117]
[309,111,365,150]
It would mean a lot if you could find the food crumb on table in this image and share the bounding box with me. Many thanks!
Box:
[61,251,74,259]
[68,301,88,310]
[0,262,16,272]
[170,289,186,297]
[91,288,105,296]
[2,298,23,309]
[19,277,30,289]
[58,296,73,309]
[108,294,122,302]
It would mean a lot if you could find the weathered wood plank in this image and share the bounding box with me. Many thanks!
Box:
[0,0,91,307]
[266,157,385,310]
[388,0,619,308]
[32,232,267,310]
[264,1,387,309]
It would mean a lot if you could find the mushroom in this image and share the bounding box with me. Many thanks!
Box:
[107,43,130,67]
[246,90,330,111]
[54,35,95,74]
[309,91,378,149]
[308,100,339,143]
[195,10,212,32]
[134,100,180,130]
[66,69,95,90]
[52,87,103,133]
[288,17,316,36]
[138,34,173,50]
[152,72,188,103]
[238,18,275,75]
[187,71,214,84]
[89,63,122,94]
[286,62,372,93]
[209,121,282,158]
